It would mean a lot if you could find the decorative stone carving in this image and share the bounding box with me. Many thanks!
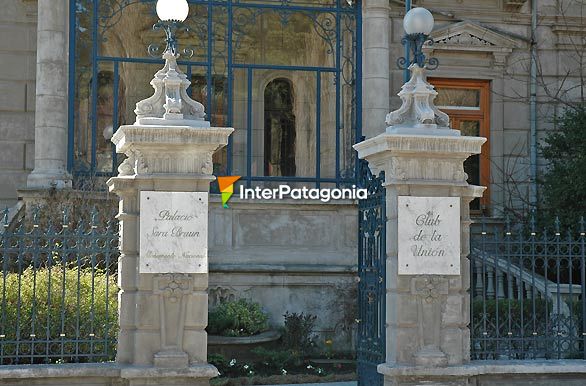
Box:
[435,32,494,47]
[135,51,209,127]
[110,125,233,175]
[153,274,193,368]
[428,21,523,69]
[156,274,192,303]
[411,275,449,367]
[504,0,528,10]
[385,65,453,135]
[117,153,136,176]
[412,275,449,304]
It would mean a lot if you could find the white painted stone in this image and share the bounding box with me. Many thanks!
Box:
[398,196,461,275]
[134,51,208,127]
[139,191,208,274]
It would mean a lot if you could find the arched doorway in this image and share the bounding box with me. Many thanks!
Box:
[264,78,296,177]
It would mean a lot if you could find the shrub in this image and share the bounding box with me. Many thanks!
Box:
[0,267,118,363]
[208,299,269,337]
[472,298,551,333]
[281,312,317,356]
[250,347,300,374]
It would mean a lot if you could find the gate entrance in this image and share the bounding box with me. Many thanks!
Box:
[357,159,386,386]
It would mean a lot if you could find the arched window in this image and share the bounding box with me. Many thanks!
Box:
[264,78,296,177]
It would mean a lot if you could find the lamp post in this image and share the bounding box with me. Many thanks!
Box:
[136,0,208,126]
[149,0,190,57]
[397,7,438,70]
[385,6,451,133]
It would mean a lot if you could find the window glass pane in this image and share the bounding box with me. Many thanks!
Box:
[435,87,480,109]
[460,120,480,137]
[232,10,338,67]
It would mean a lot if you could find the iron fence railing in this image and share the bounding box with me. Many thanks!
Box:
[470,214,586,360]
[0,206,118,364]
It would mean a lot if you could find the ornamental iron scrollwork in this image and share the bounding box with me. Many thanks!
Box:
[357,159,386,386]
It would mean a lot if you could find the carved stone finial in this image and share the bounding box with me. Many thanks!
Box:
[386,64,458,136]
[134,50,210,127]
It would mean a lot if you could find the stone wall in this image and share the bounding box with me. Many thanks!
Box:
[0,0,36,207]
[208,196,358,351]
[379,360,586,385]
[1,361,586,385]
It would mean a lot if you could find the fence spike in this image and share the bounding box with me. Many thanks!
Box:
[32,205,40,227]
[91,206,99,228]
[504,212,511,235]
[2,207,8,227]
[579,216,585,235]
[554,216,561,235]
[480,213,487,236]
[529,208,537,235]
[62,207,70,229]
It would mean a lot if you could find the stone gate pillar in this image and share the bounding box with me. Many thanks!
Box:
[107,51,233,386]
[354,65,485,386]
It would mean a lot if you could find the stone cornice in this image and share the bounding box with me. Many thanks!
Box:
[112,125,234,152]
[354,133,485,160]
[111,125,233,176]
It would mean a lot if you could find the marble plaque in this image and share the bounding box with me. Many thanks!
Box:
[398,196,460,275]
[139,191,208,273]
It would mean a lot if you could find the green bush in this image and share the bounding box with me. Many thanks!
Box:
[472,298,551,336]
[0,267,118,363]
[281,312,317,356]
[207,299,269,337]
[539,106,586,226]
[251,347,301,374]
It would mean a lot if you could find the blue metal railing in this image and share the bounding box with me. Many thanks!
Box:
[0,206,118,364]
[471,213,586,360]
[357,159,386,386]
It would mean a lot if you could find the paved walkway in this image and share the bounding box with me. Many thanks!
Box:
[265,382,357,386]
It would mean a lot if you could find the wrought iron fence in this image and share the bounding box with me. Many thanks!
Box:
[0,206,119,364]
[470,213,586,360]
[357,159,386,386]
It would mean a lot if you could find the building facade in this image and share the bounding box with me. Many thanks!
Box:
[1,0,585,347]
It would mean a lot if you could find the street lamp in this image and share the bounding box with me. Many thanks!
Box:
[397,7,438,70]
[386,6,450,131]
[150,0,190,56]
[135,0,208,126]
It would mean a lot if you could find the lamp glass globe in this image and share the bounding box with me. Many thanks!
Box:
[403,7,434,35]
[156,0,189,22]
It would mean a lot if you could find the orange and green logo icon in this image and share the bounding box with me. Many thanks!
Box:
[217,176,241,208]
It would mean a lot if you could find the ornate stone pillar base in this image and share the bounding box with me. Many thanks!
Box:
[379,364,471,386]
[26,171,72,190]
[120,365,219,386]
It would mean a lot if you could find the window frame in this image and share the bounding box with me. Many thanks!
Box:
[429,78,491,212]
